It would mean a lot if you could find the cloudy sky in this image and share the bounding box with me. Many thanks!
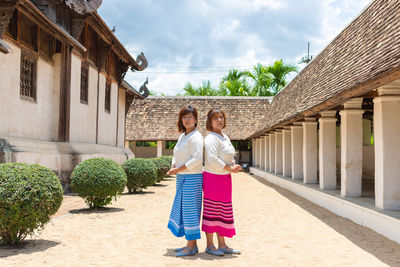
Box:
[98,0,371,95]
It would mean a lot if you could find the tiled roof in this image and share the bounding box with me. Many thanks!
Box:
[250,0,400,137]
[126,96,272,140]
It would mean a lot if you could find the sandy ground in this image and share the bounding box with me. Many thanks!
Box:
[1,172,400,267]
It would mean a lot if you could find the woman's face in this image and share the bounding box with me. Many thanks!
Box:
[211,113,224,132]
[182,113,197,130]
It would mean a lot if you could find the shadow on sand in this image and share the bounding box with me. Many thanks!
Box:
[163,248,238,261]
[152,183,168,187]
[69,207,124,214]
[252,175,400,266]
[122,191,155,195]
[0,239,60,258]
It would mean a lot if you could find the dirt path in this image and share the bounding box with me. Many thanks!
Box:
[1,172,400,266]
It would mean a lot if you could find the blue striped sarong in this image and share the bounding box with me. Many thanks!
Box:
[168,173,203,240]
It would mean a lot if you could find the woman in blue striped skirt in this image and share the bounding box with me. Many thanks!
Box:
[167,105,204,257]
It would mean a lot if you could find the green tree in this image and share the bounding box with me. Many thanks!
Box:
[244,63,273,96]
[183,81,217,96]
[219,69,251,96]
[266,60,298,94]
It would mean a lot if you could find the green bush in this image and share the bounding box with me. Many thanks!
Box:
[71,158,127,208]
[148,158,170,183]
[0,163,63,245]
[159,156,173,167]
[122,158,157,193]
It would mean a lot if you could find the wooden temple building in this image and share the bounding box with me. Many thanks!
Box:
[0,0,149,191]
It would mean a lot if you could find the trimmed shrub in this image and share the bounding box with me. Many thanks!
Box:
[0,163,63,245]
[71,158,127,208]
[122,158,157,193]
[159,156,173,167]
[148,158,170,183]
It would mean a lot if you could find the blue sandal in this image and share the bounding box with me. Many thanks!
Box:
[219,246,241,254]
[175,246,198,253]
[205,246,224,256]
[176,247,197,257]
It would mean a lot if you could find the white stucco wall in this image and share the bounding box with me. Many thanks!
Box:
[336,146,375,179]
[69,54,98,143]
[97,75,118,146]
[0,39,60,141]
[117,88,125,147]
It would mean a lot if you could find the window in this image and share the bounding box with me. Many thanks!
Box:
[39,30,55,59]
[20,53,37,100]
[80,64,89,104]
[20,14,38,51]
[87,27,98,64]
[105,82,111,112]
[6,10,18,39]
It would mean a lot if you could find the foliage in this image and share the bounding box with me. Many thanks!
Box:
[148,158,170,182]
[266,59,298,94]
[135,141,157,147]
[244,63,273,96]
[159,156,173,166]
[0,163,63,245]
[181,60,298,96]
[183,81,218,96]
[219,69,251,96]
[122,158,157,193]
[71,158,127,208]
[165,141,177,150]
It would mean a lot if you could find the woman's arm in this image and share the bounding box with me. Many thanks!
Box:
[205,136,228,171]
[184,135,203,171]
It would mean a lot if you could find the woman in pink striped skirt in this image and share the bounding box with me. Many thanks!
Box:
[202,108,242,256]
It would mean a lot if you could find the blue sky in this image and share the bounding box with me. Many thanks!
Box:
[98,0,371,95]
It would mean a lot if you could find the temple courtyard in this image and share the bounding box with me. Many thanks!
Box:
[1,172,400,266]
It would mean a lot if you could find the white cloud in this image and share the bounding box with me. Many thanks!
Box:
[210,19,241,40]
[99,0,372,95]
[213,0,286,11]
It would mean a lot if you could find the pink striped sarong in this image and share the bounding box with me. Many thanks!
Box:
[201,171,236,238]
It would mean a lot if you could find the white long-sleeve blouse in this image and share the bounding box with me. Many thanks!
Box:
[171,129,204,175]
[204,132,236,175]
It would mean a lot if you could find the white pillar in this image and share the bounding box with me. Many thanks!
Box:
[319,111,337,189]
[258,137,263,168]
[157,140,163,157]
[374,84,400,210]
[282,127,292,177]
[264,135,270,171]
[252,139,256,166]
[269,132,275,172]
[339,98,364,197]
[275,130,283,175]
[255,139,259,167]
[363,119,372,146]
[291,124,303,180]
[302,118,318,184]
[260,137,265,169]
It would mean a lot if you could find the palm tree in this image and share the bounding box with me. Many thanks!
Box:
[219,69,251,96]
[244,63,273,96]
[266,60,298,94]
[183,81,217,96]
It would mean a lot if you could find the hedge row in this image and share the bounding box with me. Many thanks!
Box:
[0,156,173,245]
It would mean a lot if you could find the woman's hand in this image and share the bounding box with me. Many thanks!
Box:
[167,168,180,176]
[167,165,187,176]
[224,164,242,173]
[231,164,242,173]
